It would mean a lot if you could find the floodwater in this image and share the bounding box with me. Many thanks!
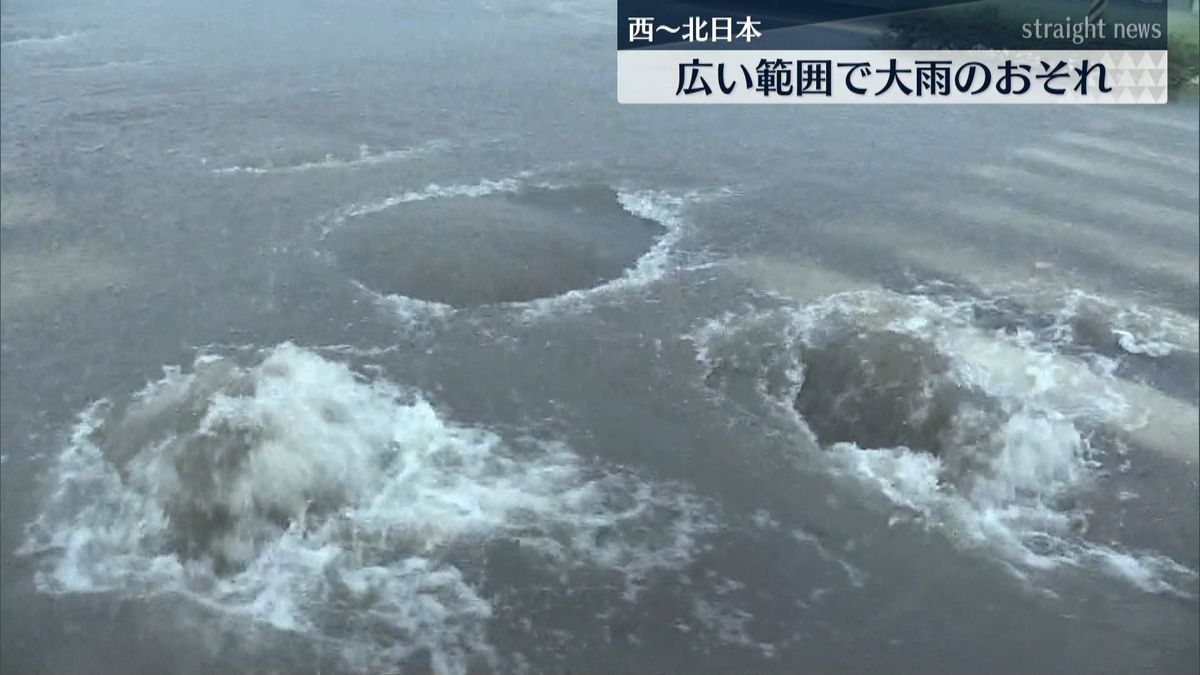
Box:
[2,1,1198,673]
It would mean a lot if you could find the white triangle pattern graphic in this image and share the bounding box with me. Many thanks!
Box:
[1106,50,1168,105]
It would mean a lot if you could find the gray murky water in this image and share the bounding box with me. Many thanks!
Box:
[2,0,1198,672]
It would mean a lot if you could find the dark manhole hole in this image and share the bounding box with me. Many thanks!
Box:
[327,185,665,307]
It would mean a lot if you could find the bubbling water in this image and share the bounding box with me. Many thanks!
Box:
[691,287,1198,598]
[22,344,719,673]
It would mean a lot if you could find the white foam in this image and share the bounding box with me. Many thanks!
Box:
[690,596,775,658]
[328,173,732,318]
[516,187,726,318]
[350,279,457,327]
[789,288,1197,458]
[213,139,451,176]
[22,344,717,673]
[692,288,1199,598]
[334,174,529,225]
[828,431,1197,598]
[1007,285,1198,356]
[51,59,153,72]
[1114,330,1174,357]
[1,31,83,47]
[791,527,866,588]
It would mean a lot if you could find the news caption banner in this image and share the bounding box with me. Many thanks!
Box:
[617,0,1169,104]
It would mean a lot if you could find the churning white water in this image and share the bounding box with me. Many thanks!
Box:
[692,286,1198,598]
[21,344,718,674]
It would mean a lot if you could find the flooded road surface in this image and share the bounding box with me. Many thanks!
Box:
[2,0,1198,672]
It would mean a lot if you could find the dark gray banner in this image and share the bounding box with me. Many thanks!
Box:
[617,0,1170,50]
